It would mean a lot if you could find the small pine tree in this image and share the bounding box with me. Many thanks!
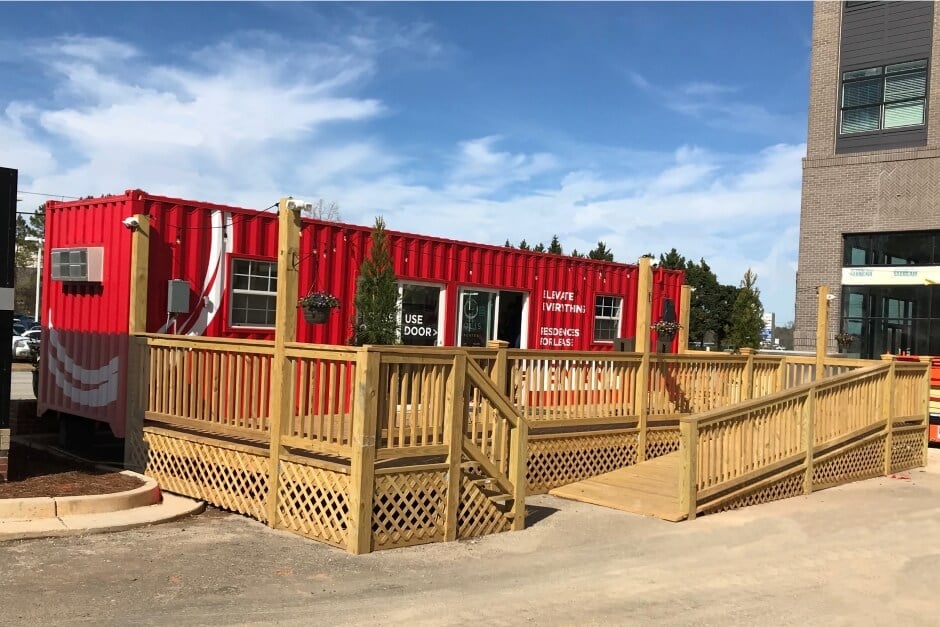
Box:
[533,242,546,253]
[352,217,399,345]
[588,241,614,261]
[728,268,764,350]
[548,235,563,254]
[518,239,531,251]
[570,249,584,258]
[504,239,514,248]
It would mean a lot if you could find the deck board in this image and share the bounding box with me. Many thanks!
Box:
[549,451,685,522]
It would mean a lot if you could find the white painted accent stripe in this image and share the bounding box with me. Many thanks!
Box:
[0,287,12,311]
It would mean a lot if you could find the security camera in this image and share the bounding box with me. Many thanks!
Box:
[285,199,313,212]
[121,216,140,231]
[826,294,836,301]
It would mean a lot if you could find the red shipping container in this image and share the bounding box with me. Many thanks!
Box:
[41,190,684,435]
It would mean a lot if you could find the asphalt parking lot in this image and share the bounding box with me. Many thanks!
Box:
[3,449,940,626]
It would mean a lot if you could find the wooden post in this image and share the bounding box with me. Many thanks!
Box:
[636,352,650,462]
[486,339,509,396]
[740,347,755,401]
[348,347,380,554]
[124,213,150,471]
[678,419,698,520]
[815,286,830,382]
[509,418,528,531]
[265,198,301,528]
[777,356,788,393]
[634,256,653,355]
[678,285,691,354]
[802,389,815,494]
[443,352,467,541]
[882,360,896,476]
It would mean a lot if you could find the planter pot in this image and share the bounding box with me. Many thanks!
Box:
[302,307,330,324]
[657,331,676,343]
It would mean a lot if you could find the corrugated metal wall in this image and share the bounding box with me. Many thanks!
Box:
[41,191,685,432]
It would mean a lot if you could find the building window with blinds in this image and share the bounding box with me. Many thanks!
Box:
[840,60,927,134]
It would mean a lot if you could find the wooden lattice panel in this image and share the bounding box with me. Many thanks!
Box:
[646,428,680,460]
[526,432,638,494]
[275,461,350,548]
[812,436,885,489]
[372,471,447,550]
[125,432,148,474]
[891,428,927,473]
[142,429,268,522]
[700,470,805,515]
[458,473,512,540]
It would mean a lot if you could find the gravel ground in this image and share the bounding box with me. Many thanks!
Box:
[2,449,940,626]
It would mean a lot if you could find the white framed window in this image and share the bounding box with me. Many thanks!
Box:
[230,259,277,327]
[593,295,622,342]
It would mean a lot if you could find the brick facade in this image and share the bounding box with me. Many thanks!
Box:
[795,2,940,350]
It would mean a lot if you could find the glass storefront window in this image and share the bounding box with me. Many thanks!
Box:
[458,289,496,347]
[843,231,938,266]
[399,283,443,346]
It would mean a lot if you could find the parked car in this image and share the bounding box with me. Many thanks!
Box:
[11,334,32,360]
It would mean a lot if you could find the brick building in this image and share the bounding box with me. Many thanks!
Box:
[796,1,940,358]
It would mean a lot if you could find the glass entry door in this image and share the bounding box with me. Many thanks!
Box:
[458,289,496,347]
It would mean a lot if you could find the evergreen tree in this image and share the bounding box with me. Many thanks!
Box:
[570,249,584,258]
[504,239,514,248]
[727,268,764,350]
[14,203,44,267]
[352,217,399,345]
[533,242,546,253]
[518,239,530,250]
[548,235,563,254]
[588,241,614,261]
[658,248,686,270]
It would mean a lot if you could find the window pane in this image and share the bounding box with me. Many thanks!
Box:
[884,72,926,102]
[842,106,880,133]
[876,232,933,265]
[884,100,924,128]
[843,234,870,265]
[886,60,926,74]
[843,66,882,80]
[842,78,883,107]
[400,284,441,346]
[594,319,619,342]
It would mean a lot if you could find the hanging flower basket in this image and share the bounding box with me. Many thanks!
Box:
[303,307,330,324]
[835,332,856,353]
[298,290,340,325]
[651,320,682,341]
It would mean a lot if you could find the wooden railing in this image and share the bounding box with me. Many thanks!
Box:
[136,334,916,549]
[678,359,930,518]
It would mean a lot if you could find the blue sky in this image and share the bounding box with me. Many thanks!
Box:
[0,2,812,322]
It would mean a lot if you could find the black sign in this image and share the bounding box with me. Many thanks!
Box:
[1,167,17,429]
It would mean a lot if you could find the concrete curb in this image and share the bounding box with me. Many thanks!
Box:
[1,436,206,541]
[0,472,162,520]
[0,493,205,541]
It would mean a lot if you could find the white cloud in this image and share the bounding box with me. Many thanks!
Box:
[0,31,804,322]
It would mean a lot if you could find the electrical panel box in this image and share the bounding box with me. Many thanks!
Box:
[167,279,191,314]
[50,247,105,282]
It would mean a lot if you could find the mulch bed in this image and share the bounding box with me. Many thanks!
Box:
[0,443,144,499]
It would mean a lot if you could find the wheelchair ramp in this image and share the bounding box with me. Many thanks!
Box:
[549,451,685,522]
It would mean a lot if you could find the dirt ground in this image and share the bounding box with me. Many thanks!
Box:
[2,449,940,626]
[0,443,142,499]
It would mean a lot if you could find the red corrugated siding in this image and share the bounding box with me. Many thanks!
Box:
[40,193,138,435]
[40,190,685,432]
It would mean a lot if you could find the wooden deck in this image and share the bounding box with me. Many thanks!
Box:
[549,452,685,522]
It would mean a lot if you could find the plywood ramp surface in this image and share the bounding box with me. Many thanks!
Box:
[549,451,685,522]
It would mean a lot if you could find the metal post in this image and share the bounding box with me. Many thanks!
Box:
[0,167,17,434]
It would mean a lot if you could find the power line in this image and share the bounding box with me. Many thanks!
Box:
[16,190,80,200]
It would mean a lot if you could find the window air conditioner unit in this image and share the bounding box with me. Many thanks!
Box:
[50,247,105,282]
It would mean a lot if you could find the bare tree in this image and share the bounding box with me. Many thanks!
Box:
[304,199,341,221]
